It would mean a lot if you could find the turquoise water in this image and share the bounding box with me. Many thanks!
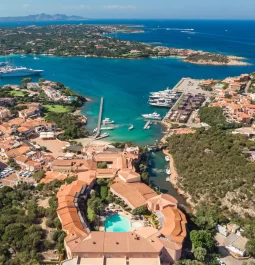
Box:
[104,214,131,232]
[1,54,254,145]
[0,20,255,145]
[148,151,190,211]
[1,20,255,207]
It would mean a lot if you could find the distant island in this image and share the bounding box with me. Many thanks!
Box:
[0,24,249,66]
[0,13,87,22]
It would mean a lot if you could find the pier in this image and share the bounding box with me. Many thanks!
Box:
[95,97,104,139]
[144,120,151,129]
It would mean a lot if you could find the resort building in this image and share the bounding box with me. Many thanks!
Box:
[111,181,158,210]
[56,146,187,265]
[51,159,92,173]
[118,168,141,183]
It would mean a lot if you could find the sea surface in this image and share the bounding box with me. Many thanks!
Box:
[0,19,255,203]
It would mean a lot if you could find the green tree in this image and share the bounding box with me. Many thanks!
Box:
[190,230,215,252]
[246,239,255,256]
[87,207,97,223]
[132,205,150,216]
[100,186,108,202]
[87,193,102,214]
[33,169,45,182]
[22,77,32,84]
[193,247,207,261]
[97,162,107,169]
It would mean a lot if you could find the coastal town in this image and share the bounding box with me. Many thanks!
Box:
[0,24,249,65]
[0,70,254,265]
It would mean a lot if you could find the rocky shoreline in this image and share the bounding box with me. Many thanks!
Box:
[162,149,196,212]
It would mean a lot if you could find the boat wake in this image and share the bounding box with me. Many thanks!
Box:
[151,168,165,174]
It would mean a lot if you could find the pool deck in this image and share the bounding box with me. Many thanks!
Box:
[99,205,151,232]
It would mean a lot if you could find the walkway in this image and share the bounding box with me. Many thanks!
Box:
[95,97,104,139]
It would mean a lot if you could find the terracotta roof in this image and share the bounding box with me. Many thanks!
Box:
[71,232,159,254]
[147,194,178,207]
[14,155,28,163]
[160,207,187,243]
[59,209,81,227]
[40,171,68,184]
[110,181,157,209]
[57,201,76,211]
[77,170,96,186]
[118,169,140,181]
[52,159,73,166]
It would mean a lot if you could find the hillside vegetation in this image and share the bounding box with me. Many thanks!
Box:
[166,128,255,215]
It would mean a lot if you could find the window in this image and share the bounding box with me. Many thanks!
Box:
[83,254,89,258]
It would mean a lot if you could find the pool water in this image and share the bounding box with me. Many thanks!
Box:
[104,214,131,232]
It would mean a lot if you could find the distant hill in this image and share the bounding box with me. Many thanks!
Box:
[0,13,88,22]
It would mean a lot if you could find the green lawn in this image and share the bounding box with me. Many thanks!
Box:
[9,91,25,97]
[43,104,73,113]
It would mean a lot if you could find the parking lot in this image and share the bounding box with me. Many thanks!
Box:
[176,78,214,97]
[0,166,36,188]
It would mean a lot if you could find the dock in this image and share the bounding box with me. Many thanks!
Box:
[144,121,151,129]
[95,97,104,139]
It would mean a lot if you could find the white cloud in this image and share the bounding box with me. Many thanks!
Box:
[101,5,137,11]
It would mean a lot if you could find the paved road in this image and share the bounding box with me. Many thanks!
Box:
[245,80,252,93]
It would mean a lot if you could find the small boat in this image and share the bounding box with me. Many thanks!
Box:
[142,112,162,120]
[128,125,134,130]
[100,133,109,138]
[102,117,115,125]
[21,54,26,58]
[93,128,98,133]
[165,156,170,162]
[166,168,171,175]
[34,55,39,60]
[166,177,170,181]
[146,126,150,130]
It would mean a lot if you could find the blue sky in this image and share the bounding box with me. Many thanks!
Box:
[1,0,255,19]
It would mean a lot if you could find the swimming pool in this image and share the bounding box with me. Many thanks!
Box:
[104,214,131,232]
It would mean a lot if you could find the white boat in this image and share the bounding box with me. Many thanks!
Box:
[128,125,134,130]
[142,112,162,120]
[100,126,115,130]
[165,156,170,162]
[102,118,115,125]
[0,66,43,77]
[21,55,26,58]
[100,133,109,138]
[166,168,171,175]
[93,128,98,133]
[34,55,39,60]
[166,177,170,181]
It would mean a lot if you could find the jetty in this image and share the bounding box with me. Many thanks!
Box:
[144,121,151,129]
[95,97,104,139]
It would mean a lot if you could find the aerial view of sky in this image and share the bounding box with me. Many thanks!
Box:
[1,0,255,19]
